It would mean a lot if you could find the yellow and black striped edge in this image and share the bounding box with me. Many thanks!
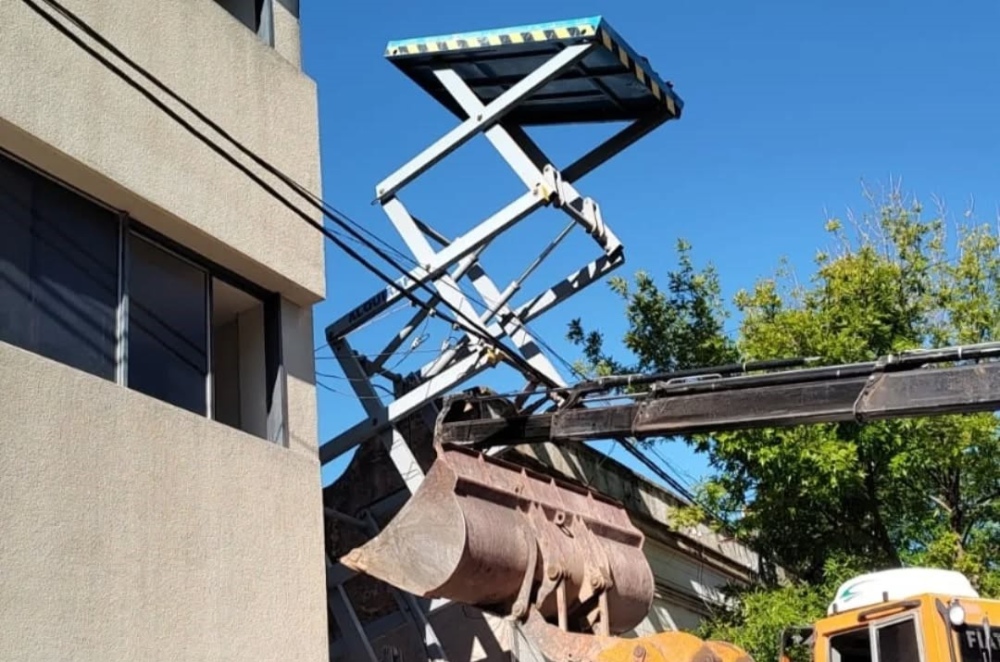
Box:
[384,17,681,117]
[596,25,681,118]
[385,22,597,56]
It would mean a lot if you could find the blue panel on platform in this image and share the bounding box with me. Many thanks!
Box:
[384,16,683,126]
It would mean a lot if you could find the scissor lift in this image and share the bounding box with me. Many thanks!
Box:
[321,16,684,661]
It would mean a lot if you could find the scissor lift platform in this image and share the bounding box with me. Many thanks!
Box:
[323,16,685,661]
[384,16,682,125]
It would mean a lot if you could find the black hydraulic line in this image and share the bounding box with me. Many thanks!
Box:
[22,0,561,391]
[572,356,818,396]
[648,341,1000,397]
[652,361,879,396]
[574,342,1000,402]
[887,341,1000,366]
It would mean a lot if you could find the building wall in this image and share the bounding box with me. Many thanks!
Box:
[631,537,736,636]
[0,0,328,659]
[0,345,329,661]
[0,0,325,304]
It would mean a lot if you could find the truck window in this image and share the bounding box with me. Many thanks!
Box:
[876,619,921,662]
[831,629,872,662]
[830,617,923,662]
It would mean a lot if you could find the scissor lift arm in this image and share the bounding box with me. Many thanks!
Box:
[435,342,1000,447]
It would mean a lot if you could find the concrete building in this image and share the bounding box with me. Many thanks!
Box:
[0,1,328,660]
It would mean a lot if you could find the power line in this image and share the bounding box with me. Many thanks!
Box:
[34,0,590,391]
[33,0,415,269]
[40,0,577,393]
[22,0,561,392]
[27,0,794,581]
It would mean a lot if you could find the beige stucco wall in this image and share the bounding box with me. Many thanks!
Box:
[0,1,330,659]
[273,1,303,68]
[0,344,329,661]
[282,297,322,457]
[0,0,325,305]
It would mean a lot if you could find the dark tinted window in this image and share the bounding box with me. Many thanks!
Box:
[831,628,872,662]
[127,234,208,415]
[0,154,118,379]
[0,152,279,430]
[214,0,266,31]
[877,619,920,662]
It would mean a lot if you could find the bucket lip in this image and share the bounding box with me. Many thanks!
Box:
[339,457,469,596]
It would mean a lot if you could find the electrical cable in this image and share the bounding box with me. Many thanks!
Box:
[38,0,550,358]
[27,0,805,582]
[617,440,756,555]
[34,0,604,399]
[616,440,697,504]
[34,0,415,268]
[649,444,699,491]
[22,0,562,392]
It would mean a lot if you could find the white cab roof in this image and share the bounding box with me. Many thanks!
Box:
[828,568,979,615]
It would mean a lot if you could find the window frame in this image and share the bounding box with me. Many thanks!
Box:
[827,612,927,662]
[123,226,214,417]
[212,0,275,47]
[872,612,926,662]
[0,146,287,446]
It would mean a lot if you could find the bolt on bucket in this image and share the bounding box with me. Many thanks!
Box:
[340,443,654,635]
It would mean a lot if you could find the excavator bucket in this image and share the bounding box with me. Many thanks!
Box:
[340,443,655,635]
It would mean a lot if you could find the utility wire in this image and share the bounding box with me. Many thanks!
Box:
[23,0,561,392]
[40,0,556,369]
[36,0,592,390]
[33,0,413,269]
[30,0,792,578]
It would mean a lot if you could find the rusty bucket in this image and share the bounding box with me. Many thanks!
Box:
[340,443,654,635]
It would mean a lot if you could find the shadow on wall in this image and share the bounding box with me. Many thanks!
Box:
[360,604,512,662]
[279,299,319,457]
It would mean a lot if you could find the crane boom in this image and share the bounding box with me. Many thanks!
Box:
[435,341,1000,447]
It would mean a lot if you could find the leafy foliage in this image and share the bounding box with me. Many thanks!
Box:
[568,183,1000,657]
[567,238,738,380]
[697,556,866,662]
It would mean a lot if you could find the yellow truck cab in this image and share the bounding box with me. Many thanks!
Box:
[783,569,1000,662]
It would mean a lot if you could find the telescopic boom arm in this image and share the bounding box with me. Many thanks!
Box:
[435,342,1000,447]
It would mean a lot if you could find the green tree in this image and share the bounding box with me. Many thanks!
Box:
[569,184,1000,657]
[697,555,866,662]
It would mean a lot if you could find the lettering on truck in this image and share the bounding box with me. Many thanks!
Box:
[959,627,1000,662]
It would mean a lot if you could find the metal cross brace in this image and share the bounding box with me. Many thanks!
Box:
[321,43,674,468]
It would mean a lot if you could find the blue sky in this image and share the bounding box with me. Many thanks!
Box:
[299,0,1000,489]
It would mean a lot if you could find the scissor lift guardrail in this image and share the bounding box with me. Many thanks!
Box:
[321,16,684,661]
